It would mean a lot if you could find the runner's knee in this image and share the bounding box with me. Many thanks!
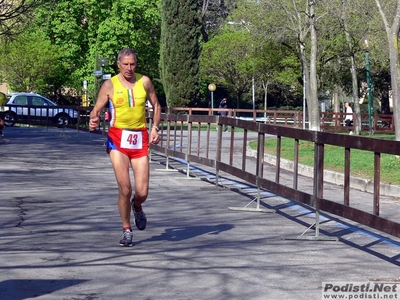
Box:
[118,184,132,199]
[133,193,147,204]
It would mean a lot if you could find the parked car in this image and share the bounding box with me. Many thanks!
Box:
[3,92,79,127]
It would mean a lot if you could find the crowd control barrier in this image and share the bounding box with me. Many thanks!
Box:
[148,112,400,240]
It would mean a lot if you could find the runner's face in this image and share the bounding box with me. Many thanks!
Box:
[118,54,137,80]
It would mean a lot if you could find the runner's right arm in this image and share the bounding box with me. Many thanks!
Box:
[89,80,113,131]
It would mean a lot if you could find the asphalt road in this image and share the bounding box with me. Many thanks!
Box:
[1,126,400,300]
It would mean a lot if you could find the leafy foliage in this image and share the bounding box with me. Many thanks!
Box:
[0,29,65,95]
[201,31,254,108]
[160,0,202,107]
[32,0,161,100]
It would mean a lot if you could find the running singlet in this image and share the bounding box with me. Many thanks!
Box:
[108,74,147,129]
[106,74,149,159]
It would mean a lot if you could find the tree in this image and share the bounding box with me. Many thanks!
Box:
[256,40,298,110]
[374,0,400,141]
[200,31,255,109]
[34,0,94,96]
[230,0,320,128]
[199,0,236,42]
[0,0,43,38]
[320,0,383,135]
[232,0,371,130]
[0,29,65,94]
[94,0,161,80]
[160,0,202,107]
[33,0,161,100]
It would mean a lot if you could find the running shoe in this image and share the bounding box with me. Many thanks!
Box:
[119,229,133,247]
[134,209,147,231]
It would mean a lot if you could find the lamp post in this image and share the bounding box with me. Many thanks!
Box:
[99,57,108,81]
[208,83,216,115]
[365,40,373,135]
[302,61,306,129]
[93,56,108,105]
[82,80,88,106]
[252,76,255,110]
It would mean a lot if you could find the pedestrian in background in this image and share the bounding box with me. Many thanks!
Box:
[344,102,353,135]
[219,98,228,132]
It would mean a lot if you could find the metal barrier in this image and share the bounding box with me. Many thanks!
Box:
[150,113,400,239]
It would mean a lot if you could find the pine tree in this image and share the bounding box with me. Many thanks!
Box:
[159,0,202,107]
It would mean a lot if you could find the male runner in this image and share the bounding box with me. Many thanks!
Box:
[89,48,161,247]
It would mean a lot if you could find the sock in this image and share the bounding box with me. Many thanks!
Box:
[134,204,142,212]
[123,226,132,231]
[132,196,142,211]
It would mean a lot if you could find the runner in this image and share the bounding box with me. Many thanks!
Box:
[89,48,161,247]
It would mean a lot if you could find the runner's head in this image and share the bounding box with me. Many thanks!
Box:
[117,48,138,81]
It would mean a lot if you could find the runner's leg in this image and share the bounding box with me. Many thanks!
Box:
[109,150,132,227]
[131,155,150,208]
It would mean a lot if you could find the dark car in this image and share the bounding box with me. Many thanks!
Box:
[3,92,79,127]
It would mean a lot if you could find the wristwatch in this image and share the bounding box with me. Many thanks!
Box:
[152,125,159,132]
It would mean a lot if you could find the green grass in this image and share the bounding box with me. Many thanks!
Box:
[249,134,400,186]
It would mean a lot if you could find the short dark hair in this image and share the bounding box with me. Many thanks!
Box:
[117,48,137,61]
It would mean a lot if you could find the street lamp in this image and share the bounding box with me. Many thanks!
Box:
[252,76,255,111]
[365,40,373,135]
[93,56,109,104]
[208,83,216,115]
[82,80,89,106]
[99,57,108,80]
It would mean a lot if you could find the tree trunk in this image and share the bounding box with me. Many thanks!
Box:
[381,88,391,114]
[375,0,400,140]
[332,88,341,127]
[349,57,362,134]
[342,7,362,135]
[388,35,400,140]
[308,0,320,131]
[301,47,311,129]
[262,80,269,109]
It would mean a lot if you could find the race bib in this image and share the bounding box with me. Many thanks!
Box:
[120,130,143,149]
